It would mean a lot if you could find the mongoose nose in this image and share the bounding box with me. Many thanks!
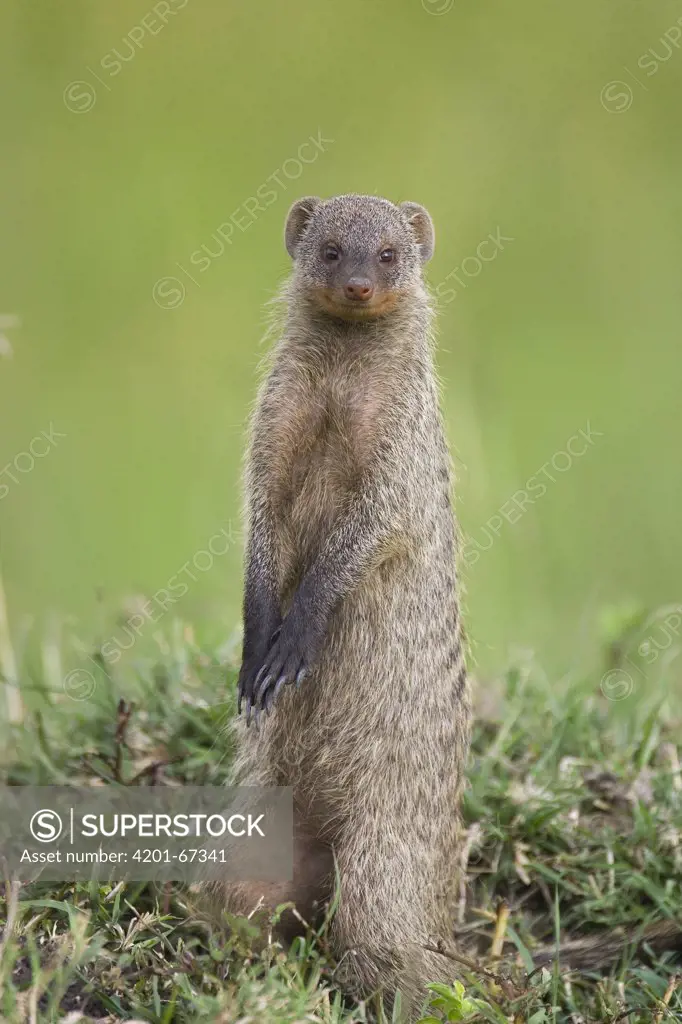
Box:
[344,278,375,301]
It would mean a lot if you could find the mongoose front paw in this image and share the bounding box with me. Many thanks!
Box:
[253,619,314,716]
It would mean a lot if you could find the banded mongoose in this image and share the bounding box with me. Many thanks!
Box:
[217,193,471,1018]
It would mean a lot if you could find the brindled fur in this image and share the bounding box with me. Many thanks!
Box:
[211,195,471,1020]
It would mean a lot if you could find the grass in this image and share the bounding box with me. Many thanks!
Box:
[0,604,680,1023]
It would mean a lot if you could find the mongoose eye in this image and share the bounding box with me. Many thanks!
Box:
[379,248,395,263]
[324,244,340,261]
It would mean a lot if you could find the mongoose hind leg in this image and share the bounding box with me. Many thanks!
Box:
[214,800,334,945]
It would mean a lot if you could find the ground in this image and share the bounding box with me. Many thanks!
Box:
[0,606,680,1023]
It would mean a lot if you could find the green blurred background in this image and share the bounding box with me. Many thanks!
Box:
[1,0,681,675]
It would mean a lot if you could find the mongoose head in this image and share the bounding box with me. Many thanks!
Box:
[284,194,434,321]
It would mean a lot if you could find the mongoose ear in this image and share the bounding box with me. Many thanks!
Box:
[399,202,435,263]
[285,196,322,259]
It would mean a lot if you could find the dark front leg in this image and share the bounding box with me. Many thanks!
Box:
[254,488,403,715]
[254,576,328,713]
[237,583,282,724]
[236,509,284,723]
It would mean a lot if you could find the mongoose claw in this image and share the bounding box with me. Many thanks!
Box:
[256,669,282,709]
[255,672,274,703]
[244,693,261,731]
[237,657,268,727]
[260,676,287,714]
[254,632,309,712]
[253,663,269,690]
